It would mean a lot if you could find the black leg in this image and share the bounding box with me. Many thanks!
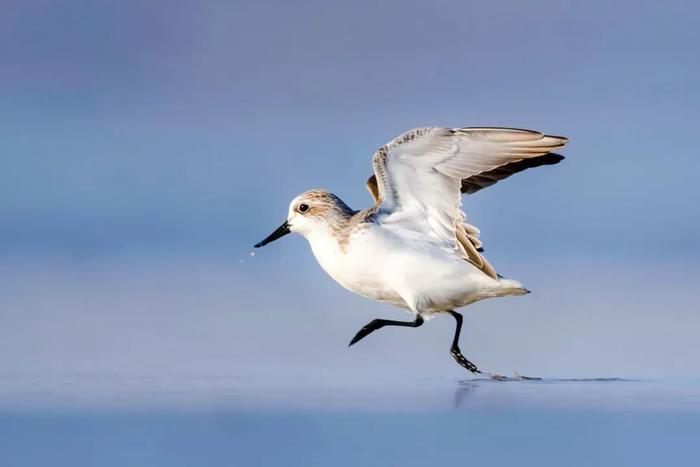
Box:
[348,315,424,346]
[446,310,481,374]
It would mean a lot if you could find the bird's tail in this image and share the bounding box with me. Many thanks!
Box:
[497,278,530,296]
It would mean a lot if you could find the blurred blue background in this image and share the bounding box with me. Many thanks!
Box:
[1,0,699,465]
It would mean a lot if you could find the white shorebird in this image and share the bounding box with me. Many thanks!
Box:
[255,127,568,373]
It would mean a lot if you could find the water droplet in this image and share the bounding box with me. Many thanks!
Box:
[250,251,256,257]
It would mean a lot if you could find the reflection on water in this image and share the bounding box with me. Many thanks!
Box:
[0,373,699,412]
[1,376,700,466]
[453,381,477,408]
[453,377,631,409]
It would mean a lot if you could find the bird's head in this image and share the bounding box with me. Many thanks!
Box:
[254,189,353,248]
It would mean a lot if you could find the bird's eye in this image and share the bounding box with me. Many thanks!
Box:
[298,203,309,213]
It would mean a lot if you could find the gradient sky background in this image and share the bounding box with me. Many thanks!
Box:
[1,0,700,400]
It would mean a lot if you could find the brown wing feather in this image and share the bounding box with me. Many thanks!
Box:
[455,223,497,279]
[366,175,380,205]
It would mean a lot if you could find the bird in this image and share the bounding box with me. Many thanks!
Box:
[255,127,568,374]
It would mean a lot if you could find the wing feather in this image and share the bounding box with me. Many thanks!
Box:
[368,126,568,279]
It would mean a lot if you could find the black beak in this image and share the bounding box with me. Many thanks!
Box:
[254,221,291,248]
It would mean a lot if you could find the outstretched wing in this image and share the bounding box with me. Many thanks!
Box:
[460,151,565,195]
[370,127,568,278]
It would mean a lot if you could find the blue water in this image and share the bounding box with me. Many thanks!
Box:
[2,377,699,466]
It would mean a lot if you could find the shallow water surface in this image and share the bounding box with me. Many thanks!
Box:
[1,376,699,466]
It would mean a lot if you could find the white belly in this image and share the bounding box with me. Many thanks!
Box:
[305,225,513,314]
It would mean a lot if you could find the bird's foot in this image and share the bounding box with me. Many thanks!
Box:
[348,319,382,346]
[450,348,481,374]
[348,316,424,347]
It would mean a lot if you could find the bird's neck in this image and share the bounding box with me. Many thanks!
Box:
[305,217,349,252]
[303,207,358,259]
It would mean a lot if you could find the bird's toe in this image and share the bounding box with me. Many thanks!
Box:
[450,348,481,374]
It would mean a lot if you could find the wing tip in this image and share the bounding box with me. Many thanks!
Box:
[542,152,566,164]
[545,134,570,145]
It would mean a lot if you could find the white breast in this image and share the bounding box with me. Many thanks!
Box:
[305,225,408,308]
